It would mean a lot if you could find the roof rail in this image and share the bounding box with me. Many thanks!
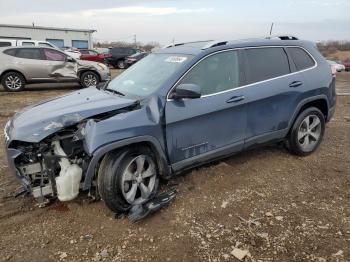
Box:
[266,35,299,40]
[202,40,228,49]
[163,40,214,49]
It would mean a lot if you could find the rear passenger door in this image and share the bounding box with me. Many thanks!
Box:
[13,48,47,80]
[243,47,304,147]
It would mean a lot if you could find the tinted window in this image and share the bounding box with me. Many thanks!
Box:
[15,48,43,60]
[245,47,290,83]
[0,42,12,47]
[179,50,241,96]
[3,48,16,56]
[287,47,315,71]
[44,49,66,61]
[80,50,89,54]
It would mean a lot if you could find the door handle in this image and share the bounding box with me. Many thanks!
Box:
[289,81,303,88]
[226,95,245,103]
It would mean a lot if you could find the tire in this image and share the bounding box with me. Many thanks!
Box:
[80,71,99,88]
[116,60,126,69]
[98,146,160,213]
[287,107,325,156]
[1,71,25,92]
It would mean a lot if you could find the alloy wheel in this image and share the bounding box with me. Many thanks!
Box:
[83,74,97,87]
[5,75,22,90]
[121,155,157,205]
[297,115,322,151]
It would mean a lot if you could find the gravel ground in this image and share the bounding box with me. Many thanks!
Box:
[0,71,349,262]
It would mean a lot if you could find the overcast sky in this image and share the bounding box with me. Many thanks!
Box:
[1,0,349,44]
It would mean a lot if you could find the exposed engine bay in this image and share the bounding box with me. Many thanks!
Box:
[13,124,88,201]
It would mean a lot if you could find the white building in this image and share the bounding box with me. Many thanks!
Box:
[0,24,96,49]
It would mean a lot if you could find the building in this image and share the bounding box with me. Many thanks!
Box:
[0,24,96,49]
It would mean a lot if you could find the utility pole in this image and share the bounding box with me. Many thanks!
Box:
[133,34,137,48]
[269,22,274,36]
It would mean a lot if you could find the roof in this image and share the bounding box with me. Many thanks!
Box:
[156,36,312,56]
[0,24,96,33]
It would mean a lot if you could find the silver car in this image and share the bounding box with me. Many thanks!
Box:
[0,46,110,92]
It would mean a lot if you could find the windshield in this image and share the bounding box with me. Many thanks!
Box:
[106,53,193,97]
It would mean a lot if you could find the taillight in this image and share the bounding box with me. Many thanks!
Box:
[331,65,337,76]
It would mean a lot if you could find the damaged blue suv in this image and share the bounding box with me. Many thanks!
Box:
[4,36,336,213]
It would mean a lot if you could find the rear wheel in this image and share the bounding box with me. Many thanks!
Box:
[98,146,160,213]
[287,107,325,156]
[1,72,25,92]
[80,71,99,88]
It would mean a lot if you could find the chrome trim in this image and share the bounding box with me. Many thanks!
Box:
[166,45,317,101]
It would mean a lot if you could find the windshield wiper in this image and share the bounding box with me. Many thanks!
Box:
[105,88,125,96]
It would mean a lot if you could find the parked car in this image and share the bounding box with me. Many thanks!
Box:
[327,60,345,72]
[125,52,149,67]
[0,46,110,91]
[4,37,336,214]
[63,48,81,60]
[0,39,57,48]
[338,60,350,71]
[105,47,143,69]
[79,49,107,63]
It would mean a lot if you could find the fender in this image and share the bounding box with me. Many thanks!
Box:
[82,135,171,190]
[287,94,329,131]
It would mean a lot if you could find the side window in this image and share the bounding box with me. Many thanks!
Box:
[15,48,43,60]
[3,48,16,56]
[179,51,241,96]
[287,47,315,71]
[0,42,12,47]
[245,47,291,83]
[89,50,98,55]
[44,49,66,61]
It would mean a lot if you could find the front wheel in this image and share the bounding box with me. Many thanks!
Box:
[117,60,126,69]
[287,107,325,156]
[80,71,99,88]
[98,147,160,213]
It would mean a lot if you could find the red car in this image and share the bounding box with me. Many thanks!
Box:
[339,61,350,71]
[79,49,108,64]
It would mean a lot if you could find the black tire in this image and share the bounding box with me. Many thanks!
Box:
[287,107,325,156]
[98,146,160,213]
[80,71,99,88]
[116,59,126,69]
[1,71,25,92]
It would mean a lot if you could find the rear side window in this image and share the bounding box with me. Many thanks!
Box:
[3,48,16,56]
[44,49,66,61]
[15,48,43,60]
[245,47,291,83]
[287,47,315,71]
[179,50,241,96]
[0,42,12,47]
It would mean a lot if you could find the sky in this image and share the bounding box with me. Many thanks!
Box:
[0,0,349,44]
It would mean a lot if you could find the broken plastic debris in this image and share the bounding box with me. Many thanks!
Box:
[127,188,177,223]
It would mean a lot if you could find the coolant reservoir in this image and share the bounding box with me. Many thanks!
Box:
[56,164,82,201]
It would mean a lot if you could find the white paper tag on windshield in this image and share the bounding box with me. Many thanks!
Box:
[165,56,187,63]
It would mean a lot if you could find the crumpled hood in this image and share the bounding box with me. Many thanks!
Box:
[8,87,137,143]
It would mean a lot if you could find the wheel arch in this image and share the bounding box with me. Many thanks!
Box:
[82,136,171,190]
[0,69,27,83]
[78,69,101,82]
[288,95,329,134]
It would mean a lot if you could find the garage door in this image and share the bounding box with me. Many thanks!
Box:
[72,40,89,49]
[46,39,64,48]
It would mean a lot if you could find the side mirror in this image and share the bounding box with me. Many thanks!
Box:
[171,84,201,100]
[66,56,76,63]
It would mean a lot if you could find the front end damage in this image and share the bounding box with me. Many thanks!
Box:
[5,122,89,201]
[3,87,144,203]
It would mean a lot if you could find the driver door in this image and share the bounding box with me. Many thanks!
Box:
[165,50,248,171]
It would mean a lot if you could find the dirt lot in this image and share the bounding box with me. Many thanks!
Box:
[0,71,349,262]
